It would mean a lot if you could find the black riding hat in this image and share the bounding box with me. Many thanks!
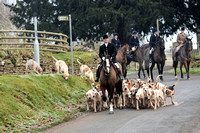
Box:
[103,35,108,39]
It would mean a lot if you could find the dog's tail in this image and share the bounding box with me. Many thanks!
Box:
[77,58,83,65]
[51,55,57,61]
[156,75,162,83]
[173,79,179,87]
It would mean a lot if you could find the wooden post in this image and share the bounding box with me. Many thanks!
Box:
[23,32,26,43]
[59,34,63,45]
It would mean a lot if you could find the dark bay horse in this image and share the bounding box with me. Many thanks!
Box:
[116,43,130,78]
[172,38,193,79]
[143,38,166,81]
[100,54,123,114]
[126,45,149,79]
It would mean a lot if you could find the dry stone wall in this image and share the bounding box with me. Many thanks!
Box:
[0,50,99,75]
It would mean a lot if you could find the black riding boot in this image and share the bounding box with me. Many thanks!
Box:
[95,66,100,82]
[118,69,124,80]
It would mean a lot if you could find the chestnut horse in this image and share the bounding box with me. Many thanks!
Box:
[100,54,123,114]
[116,43,130,78]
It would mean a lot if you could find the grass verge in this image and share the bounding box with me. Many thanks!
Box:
[0,74,92,132]
[168,67,200,74]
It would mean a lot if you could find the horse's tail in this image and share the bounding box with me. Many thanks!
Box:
[51,55,57,61]
[77,58,83,65]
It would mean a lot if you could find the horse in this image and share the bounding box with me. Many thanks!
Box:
[116,43,130,78]
[126,45,149,79]
[172,38,193,80]
[143,37,166,81]
[100,53,123,114]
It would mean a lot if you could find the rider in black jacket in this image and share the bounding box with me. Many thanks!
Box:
[149,28,159,62]
[95,35,123,82]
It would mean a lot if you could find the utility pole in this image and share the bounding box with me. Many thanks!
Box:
[157,19,159,36]
[58,15,74,75]
[31,0,40,66]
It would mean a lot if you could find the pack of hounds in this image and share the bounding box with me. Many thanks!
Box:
[85,76,179,113]
[25,58,178,113]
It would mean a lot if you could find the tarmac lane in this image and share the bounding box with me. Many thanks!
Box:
[43,73,200,133]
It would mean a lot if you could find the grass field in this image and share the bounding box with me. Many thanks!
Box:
[0,74,92,132]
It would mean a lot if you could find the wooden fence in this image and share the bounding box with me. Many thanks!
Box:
[0,30,68,53]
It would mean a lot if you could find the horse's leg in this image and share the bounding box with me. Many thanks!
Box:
[187,60,191,79]
[141,61,146,78]
[183,61,189,79]
[160,61,165,81]
[108,87,114,114]
[180,62,184,79]
[145,61,149,77]
[138,63,141,79]
[150,62,155,81]
[173,61,178,79]
[124,69,127,79]
[157,63,161,75]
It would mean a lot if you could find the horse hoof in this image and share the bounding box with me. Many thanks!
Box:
[109,111,114,114]
[175,76,178,80]
[119,106,123,110]
[187,78,190,80]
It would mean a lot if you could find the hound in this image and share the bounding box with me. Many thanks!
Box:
[52,56,69,80]
[25,59,43,74]
[77,59,94,85]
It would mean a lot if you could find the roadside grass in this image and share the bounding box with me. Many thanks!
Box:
[0,74,92,132]
[168,67,200,74]
[52,51,97,65]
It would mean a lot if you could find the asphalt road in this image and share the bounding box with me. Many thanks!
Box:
[44,72,200,133]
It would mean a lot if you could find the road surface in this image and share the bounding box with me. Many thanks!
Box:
[44,72,200,133]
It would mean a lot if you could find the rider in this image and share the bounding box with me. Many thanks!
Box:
[129,30,140,57]
[149,27,159,63]
[95,35,123,82]
[111,33,121,51]
[174,27,188,61]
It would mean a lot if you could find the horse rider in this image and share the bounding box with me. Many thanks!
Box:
[129,30,140,57]
[174,27,188,61]
[95,35,123,82]
[149,27,159,63]
[111,33,121,51]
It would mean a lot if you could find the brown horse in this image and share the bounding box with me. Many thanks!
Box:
[116,43,130,78]
[172,38,193,79]
[100,54,123,114]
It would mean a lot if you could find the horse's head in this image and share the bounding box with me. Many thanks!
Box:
[184,38,193,52]
[119,43,130,55]
[156,37,165,51]
[103,54,111,74]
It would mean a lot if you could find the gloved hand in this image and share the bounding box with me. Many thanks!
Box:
[102,57,105,61]
[132,47,136,51]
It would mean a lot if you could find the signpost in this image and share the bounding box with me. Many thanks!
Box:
[156,19,159,36]
[58,15,74,75]
[31,0,40,66]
